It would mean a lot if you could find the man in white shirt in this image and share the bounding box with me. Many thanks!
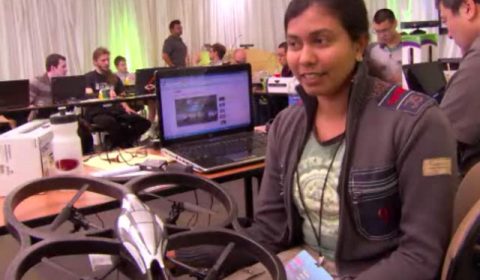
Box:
[365,8,402,84]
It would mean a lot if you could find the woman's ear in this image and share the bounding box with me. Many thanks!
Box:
[354,35,369,61]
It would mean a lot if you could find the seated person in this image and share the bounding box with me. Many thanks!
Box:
[266,42,292,117]
[232,48,247,64]
[0,115,16,134]
[30,54,68,110]
[364,8,402,85]
[209,43,227,66]
[113,54,145,105]
[194,44,212,66]
[114,55,156,138]
[174,0,458,279]
[85,47,150,149]
[277,42,293,77]
[113,55,135,86]
[29,53,93,154]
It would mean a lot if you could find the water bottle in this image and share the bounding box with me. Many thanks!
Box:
[50,111,84,175]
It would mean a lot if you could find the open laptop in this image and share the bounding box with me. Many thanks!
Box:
[0,79,29,110]
[51,75,86,104]
[402,61,447,102]
[156,64,267,173]
[135,67,168,96]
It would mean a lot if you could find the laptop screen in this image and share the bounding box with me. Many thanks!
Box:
[51,75,86,104]
[135,67,168,95]
[157,65,252,143]
[402,62,447,97]
[0,79,29,110]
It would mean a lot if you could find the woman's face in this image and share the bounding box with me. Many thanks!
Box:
[286,4,366,97]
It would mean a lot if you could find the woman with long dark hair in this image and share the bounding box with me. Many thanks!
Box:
[178,1,458,278]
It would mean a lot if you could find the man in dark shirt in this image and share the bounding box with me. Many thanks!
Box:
[85,47,150,149]
[162,20,188,67]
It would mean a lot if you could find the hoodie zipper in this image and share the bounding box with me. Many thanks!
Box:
[334,70,369,273]
[284,112,311,245]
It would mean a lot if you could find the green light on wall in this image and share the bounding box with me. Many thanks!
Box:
[388,0,414,22]
[108,4,145,73]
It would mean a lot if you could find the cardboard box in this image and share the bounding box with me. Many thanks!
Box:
[0,120,53,196]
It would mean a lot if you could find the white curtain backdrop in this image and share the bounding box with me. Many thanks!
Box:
[0,0,460,81]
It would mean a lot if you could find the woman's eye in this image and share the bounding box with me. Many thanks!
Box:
[314,37,327,45]
[287,41,300,50]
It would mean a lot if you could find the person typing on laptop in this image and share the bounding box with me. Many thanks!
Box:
[29,54,68,110]
[28,53,93,154]
[0,115,16,133]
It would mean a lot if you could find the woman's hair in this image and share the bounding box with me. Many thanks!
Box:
[284,0,369,42]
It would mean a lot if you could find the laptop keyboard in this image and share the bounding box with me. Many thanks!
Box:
[175,133,267,157]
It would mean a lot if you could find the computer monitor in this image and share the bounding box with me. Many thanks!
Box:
[135,67,168,95]
[156,64,253,144]
[402,61,447,101]
[51,75,86,104]
[0,79,29,110]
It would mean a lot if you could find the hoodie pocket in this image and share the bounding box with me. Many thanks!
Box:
[349,165,401,240]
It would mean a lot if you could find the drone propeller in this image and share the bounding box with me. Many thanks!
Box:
[140,191,217,216]
[165,257,208,279]
[41,257,83,278]
[92,259,121,280]
[41,256,118,280]
[49,184,90,232]
[205,242,235,280]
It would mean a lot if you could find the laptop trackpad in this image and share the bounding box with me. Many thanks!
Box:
[226,151,251,161]
[195,155,234,167]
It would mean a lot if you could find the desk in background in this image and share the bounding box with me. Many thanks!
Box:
[253,89,293,125]
[0,93,157,115]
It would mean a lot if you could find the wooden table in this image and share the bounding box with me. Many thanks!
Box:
[0,148,264,235]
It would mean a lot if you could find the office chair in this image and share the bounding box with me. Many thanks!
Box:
[441,162,480,279]
[441,198,480,279]
[453,162,480,231]
[90,123,110,151]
